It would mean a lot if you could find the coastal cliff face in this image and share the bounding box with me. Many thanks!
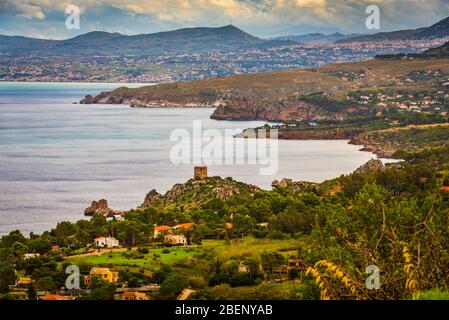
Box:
[81,93,217,108]
[81,91,348,122]
[350,133,399,158]
[210,99,347,121]
[79,66,350,121]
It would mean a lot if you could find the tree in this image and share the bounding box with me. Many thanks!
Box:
[36,276,56,292]
[271,206,316,236]
[243,256,262,279]
[18,256,42,275]
[85,278,116,300]
[1,230,26,248]
[26,284,37,300]
[233,214,257,235]
[28,239,52,255]
[260,251,285,278]
[0,248,15,265]
[128,277,140,288]
[12,242,28,255]
[158,273,188,300]
[0,263,16,294]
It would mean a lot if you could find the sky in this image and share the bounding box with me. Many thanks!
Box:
[0,0,448,39]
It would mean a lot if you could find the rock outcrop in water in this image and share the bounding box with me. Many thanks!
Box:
[84,199,125,217]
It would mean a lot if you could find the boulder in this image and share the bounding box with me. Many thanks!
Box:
[139,189,162,208]
[354,159,385,175]
[84,199,114,216]
[80,95,94,104]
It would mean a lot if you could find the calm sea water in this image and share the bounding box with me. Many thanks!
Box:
[0,82,380,235]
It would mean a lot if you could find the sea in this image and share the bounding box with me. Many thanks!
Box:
[0,82,385,235]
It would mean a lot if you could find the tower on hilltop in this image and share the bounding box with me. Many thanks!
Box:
[194,166,207,180]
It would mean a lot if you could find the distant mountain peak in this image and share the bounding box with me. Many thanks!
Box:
[70,31,123,41]
[411,16,449,39]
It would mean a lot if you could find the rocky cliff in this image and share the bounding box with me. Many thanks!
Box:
[139,176,259,208]
[353,159,385,175]
[84,199,126,217]
[79,65,351,122]
[210,99,347,121]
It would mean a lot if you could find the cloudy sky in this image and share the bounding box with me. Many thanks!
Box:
[0,0,448,39]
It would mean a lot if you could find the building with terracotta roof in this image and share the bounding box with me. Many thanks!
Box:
[41,294,72,301]
[17,277,33,286]
[173,222,194,231]
[164,234,188,246]
[153,225,172,238]
[123,291,148,300]
[84,267,119,285]
[94,236,120,248]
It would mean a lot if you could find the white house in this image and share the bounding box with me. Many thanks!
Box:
[164,234,187,246]
[94,236,120,248]
[23,253,40,260]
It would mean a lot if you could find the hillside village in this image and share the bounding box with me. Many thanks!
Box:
[3,167,307,300]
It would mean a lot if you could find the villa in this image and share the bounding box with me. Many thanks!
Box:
[123,292,148,300]
[173,222,195,231]
[85,267,119,285]
[17,277,33,286]
[23,253,40,260]
[94,236,120,248]
[153,225,173,238]
[164,234,188,246]
[41,294,73,301]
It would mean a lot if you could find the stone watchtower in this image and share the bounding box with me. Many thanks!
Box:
[194,166,208,180]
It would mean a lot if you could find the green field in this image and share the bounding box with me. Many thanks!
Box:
[202,238,302,260]
[65,246,199,269]
[64,238,302,270]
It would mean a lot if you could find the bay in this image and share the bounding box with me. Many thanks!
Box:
[0,82,383,235]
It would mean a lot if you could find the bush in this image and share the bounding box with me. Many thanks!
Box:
[158,273,188,300]
[417,289,449,300]
[137,247,149,254]
[229,272,255,287]
[188,276,207,289]
[267,229,290,240]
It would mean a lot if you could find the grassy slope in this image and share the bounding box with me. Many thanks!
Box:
[66,246,199,268]
[64,238,301,269]
[108,58,449,104]
[202,238,302,260]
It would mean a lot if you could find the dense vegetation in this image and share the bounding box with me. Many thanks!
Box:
[2,133,449,300]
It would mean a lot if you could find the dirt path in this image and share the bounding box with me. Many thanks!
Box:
[177,289,195,300]
[64,248,129,259]
[374,122,449,133]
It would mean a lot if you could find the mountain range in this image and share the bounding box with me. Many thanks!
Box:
[1,15,449,59]
[274,32,359,45]
[0,25,294,57]
[338,16,449,43]
[376,40,449,60]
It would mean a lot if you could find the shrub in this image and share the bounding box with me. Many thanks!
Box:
[229,272,255,287]
[417,289,449,300]
[137,247,149,254]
